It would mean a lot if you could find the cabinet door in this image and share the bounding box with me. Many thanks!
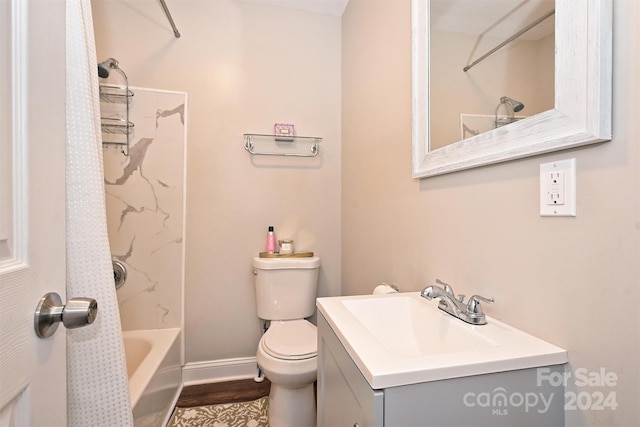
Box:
[317,314,383,427]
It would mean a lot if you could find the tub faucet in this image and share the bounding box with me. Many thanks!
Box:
[420,279,494,325]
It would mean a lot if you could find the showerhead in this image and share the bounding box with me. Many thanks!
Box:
[98,64,110,78]
[500,96,525,113]
[97,58,119,78]
[494,96,526,128]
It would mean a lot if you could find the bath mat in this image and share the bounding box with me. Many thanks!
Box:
[167,396,269,427]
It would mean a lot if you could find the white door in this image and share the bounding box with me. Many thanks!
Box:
[0,0,67,425]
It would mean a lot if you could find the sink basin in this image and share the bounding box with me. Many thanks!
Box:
[340,296,496,357]
[316,292,567,389]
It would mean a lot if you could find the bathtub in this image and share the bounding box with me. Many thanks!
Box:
[123,328,182,427]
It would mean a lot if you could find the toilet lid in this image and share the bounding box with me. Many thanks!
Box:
[262,320,317,360]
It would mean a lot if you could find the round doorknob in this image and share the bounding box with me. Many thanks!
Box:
[34,292,98,338]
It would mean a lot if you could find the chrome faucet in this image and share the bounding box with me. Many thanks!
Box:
[420,279,494,325]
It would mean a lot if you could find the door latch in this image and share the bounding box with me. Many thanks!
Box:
[34,292,98,338]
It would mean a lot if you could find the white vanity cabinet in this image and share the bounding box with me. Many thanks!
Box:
[317,313,566,427]
[318,313,384,427]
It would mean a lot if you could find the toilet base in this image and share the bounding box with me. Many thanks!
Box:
[268,381,315,427]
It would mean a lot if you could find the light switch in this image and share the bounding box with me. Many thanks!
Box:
[540,158,576,216]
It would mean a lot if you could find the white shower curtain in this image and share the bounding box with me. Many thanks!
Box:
[65,0,133,425]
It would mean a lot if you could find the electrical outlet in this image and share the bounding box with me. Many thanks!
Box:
[546,170,565,205]
[540,158,576,216]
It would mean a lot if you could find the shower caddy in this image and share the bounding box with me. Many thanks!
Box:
[100,84,134,156]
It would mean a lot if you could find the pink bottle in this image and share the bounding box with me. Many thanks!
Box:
[266,226,276,253]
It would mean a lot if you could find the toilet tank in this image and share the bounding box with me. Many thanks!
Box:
[253,256,321,321]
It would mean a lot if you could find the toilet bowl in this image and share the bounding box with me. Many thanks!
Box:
[256,319,317,427]
[252,256,320,427]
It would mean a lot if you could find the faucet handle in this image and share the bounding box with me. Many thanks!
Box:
[436,279,455,296]
[466,295,494,314]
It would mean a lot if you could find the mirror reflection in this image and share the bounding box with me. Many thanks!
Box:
[429,0,555,151]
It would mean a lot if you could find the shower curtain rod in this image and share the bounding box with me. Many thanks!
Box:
[463,9,555,72]
[159,0,181,38]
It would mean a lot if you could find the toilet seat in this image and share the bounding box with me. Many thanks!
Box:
[262,320,317,360]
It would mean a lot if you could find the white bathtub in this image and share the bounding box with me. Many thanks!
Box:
[123,328,182,427]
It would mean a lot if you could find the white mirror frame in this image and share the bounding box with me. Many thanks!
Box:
[412,0,612,179]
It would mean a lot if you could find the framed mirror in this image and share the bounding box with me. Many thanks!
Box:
[412,0,612,179]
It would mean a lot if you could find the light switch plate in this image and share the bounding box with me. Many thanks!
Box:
[540,158,576,216]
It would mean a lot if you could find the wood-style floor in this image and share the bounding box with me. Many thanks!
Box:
[176,378,271,408]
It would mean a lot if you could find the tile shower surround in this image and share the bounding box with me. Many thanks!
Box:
[103,87,186,331]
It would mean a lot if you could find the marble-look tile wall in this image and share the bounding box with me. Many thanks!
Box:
[102,86,186,331]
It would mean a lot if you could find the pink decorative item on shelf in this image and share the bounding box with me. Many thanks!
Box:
[274,123,295,141]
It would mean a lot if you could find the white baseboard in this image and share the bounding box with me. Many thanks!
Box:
[181,357,260,386]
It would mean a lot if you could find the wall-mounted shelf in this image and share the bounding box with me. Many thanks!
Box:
[100,85,134,104]
[244,133,322,157]
[101,118,135,136]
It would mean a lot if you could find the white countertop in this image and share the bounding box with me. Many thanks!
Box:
[317,292,568,389]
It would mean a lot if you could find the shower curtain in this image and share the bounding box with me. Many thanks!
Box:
[65,0,133,425]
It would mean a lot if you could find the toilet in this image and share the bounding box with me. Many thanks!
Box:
[253,256,321,427]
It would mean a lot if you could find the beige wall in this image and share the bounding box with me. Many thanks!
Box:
[92,0,342,363]
[343,0,639,426]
